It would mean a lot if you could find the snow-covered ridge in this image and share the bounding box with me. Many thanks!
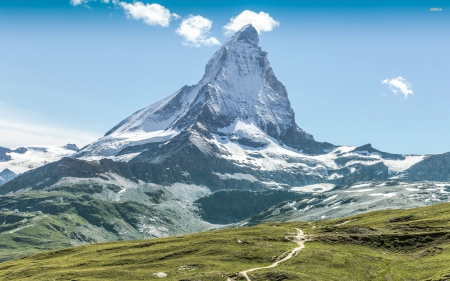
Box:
[210,122,422,175]
[0,144,78,175]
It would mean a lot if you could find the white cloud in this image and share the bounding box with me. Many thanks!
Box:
[176,15,220,47]
[0,103,98,148]
[119,2,179,27]
[382,76,413,98]
[70,0,87,6]
[224,10,279,34]
[70,0,109,6]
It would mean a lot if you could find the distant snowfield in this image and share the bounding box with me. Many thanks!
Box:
[0,145,76,174]
[291,183,335,193]
[350,183,372,189]
[383,155,425,173]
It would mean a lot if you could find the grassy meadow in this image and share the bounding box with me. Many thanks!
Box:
[1,202,450,280]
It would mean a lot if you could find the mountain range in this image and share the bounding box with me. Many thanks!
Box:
[1,24,450,262]
[0,144,78,185]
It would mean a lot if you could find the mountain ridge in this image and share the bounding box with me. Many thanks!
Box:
[0,144,79,186]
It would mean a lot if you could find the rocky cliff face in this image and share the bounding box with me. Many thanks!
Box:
[402,152,450,181]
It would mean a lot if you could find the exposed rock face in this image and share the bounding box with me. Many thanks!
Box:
[0,157,189,196]
[403,152,450,181]
[0,147,12,162]
[350,144,405,160]
[63,144,79,152]
[328,162,389,186]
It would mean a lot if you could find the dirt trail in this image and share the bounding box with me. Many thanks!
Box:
[227,228,306,281]
[334,218,358,227]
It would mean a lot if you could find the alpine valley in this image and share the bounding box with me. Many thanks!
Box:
[1,25,450,262]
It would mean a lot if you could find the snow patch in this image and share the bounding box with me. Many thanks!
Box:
[382,155,425,173]
[344,189,375,193]
[323,194,338,202]
[350,183,372,189]
[369,193,397,198]
[291,183,335,193]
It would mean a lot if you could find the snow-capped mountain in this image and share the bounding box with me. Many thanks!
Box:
[73,24,427,187]
[74,24,334,162]
[0,144,78,185]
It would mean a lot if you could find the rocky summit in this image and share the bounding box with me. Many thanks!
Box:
[1,24,450,262]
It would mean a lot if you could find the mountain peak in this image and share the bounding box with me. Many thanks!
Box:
[75,25,336,160]
[63,143,79,152]
[0,168,15,176]
[231,24,259,46]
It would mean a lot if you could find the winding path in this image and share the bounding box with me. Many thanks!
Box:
[227,228,306,281]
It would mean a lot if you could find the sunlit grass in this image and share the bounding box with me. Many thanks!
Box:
[2,202,450,280]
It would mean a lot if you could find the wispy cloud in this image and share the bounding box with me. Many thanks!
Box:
[382,76,413,98]
[70,0,109,6]
[0,103,98,148]
[176,15,220,47]
[119,2,179,27]
[224,10,279,34]
[70,0,88,6]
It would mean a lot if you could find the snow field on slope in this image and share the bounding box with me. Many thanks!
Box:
[0,145,75,174]
[210,120,327,174]
[77,128,180,161]
[291,183,335,193]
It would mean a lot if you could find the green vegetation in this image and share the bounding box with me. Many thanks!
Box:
[0,189,180,262]
[2,202,450,280]
[0,223,300,280]
[0,212,73,262]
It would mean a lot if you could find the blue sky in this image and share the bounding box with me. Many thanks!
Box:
[1,0,449,154]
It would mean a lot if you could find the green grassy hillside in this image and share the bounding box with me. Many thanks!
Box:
[2,202,450,280]
[0,190,165,262]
